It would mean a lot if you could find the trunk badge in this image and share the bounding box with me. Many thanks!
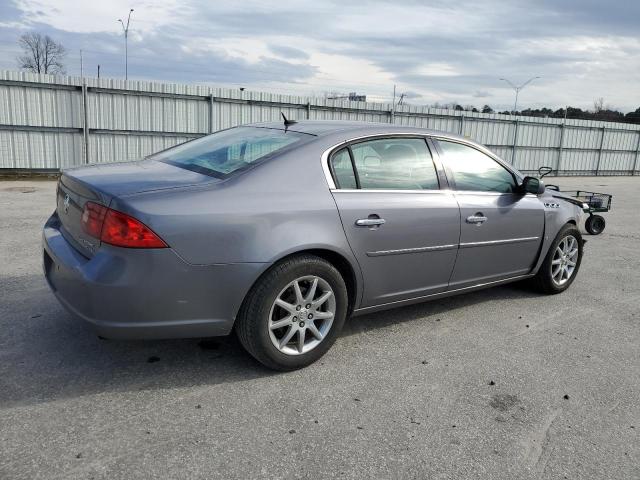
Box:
[63,194,70,213]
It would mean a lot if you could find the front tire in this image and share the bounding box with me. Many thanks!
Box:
[532,224,583,294]
[235,254,348,371]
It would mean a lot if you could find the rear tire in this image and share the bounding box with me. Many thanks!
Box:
[532,224,583,294]
[235,254,348,371]
[585,214,605,235]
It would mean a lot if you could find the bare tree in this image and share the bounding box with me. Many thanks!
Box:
[593,97,605,113]
[17,33,67,74]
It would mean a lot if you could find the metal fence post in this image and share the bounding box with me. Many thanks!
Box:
[208,94,215,134]
[459,114,465,135]
[556,123,565,175]
[306,102,311,120]
[595,126,606,175]
[511,119,519,166]
[633,130,640,176]
[82,81,89,164]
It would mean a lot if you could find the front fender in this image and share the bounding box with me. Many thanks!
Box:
[531,195,584,274]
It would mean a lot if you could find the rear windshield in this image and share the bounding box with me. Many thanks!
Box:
[153,127,309,178]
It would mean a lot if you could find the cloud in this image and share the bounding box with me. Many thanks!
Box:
[269,44,309,61]
[10,0,181,33]
[0,0,638,111]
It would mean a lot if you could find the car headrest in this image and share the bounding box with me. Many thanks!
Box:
[383,144,416,165]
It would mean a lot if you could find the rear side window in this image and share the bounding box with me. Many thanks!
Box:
[153,127,309,178]
[437,140,517,193]
[350,138,439,190]
[330,148,357,189]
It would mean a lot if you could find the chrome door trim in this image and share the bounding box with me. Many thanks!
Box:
[459,236,540,248]
[365,236,539,256]
[453,191,538,197]
[366,244,458,257]
[332,189,452,195]
[321,144,339,189]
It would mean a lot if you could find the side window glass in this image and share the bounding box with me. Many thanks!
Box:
[350,138,439,190]
[437,140,517,193]
[330,148,357,189]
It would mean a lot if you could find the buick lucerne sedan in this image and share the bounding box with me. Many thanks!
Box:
[43,121,585,370]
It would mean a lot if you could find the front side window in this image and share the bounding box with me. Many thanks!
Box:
[437,140,517,193]
[347,138,439,190]
[153,127,309,178]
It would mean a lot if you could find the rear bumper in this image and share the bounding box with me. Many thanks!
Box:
[43,212,266,339]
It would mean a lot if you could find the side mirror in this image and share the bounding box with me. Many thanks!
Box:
[521,176,545,195]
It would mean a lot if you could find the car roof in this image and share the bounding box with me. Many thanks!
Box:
[245,120,466,141]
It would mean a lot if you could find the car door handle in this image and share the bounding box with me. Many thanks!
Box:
[355,218,386,227]
[466,213,488,224]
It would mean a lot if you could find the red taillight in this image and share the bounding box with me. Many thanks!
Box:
[81,202,108,238]
[81,202,168,249]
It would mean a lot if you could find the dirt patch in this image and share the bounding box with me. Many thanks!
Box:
[489,394,520,412]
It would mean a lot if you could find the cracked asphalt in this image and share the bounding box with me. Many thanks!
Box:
[1,176,638,479]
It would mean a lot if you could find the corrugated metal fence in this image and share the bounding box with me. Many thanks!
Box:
[1,70,639,175]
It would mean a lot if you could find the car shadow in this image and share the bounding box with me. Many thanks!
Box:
[0,274,541,408]
[341,281,540,337]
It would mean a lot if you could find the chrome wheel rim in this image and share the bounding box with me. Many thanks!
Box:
[551,235,579,286]
[268,276,336,356]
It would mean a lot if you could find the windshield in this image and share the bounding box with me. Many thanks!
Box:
[153,127,309,178]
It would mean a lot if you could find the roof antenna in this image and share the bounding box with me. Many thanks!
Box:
[281,112,297,131]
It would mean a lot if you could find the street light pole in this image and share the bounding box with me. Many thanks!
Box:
[118,9,134,80]
[499,76,540,114]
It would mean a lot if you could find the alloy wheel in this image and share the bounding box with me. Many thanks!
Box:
[268,276,336,355]
[551,235,579,286]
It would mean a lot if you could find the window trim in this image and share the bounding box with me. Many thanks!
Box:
[325,134,442,192]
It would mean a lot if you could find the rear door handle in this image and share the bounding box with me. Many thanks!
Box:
[355,218,386,227]
[466,213,488,224]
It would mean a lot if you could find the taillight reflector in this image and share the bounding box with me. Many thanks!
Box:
[81,202,167,249]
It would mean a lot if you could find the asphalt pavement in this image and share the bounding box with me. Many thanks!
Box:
[0,176,638,479]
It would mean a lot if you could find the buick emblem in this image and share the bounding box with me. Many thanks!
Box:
[63,194,70,214]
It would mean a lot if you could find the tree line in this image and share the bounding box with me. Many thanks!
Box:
[431,101,640,125]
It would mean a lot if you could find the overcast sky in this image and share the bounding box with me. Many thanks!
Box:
[0,0,638,112]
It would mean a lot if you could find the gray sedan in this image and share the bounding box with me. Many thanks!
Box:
[43,121,585,370]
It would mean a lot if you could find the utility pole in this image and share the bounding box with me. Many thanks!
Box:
[390,84,396,124]
[97,65,100,78]
[499,76,540,114]
[80,49,83,77]
[118,9,134,80]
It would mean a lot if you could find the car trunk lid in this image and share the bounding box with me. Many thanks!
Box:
[56,159,217,257]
